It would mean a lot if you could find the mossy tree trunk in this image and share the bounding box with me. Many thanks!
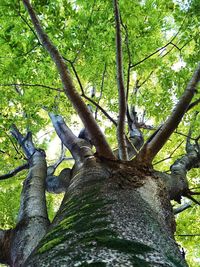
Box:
[24,159,187,267]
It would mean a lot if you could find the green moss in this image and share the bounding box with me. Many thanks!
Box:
[131,256,151,267]
[38,236,66,254]
[80,262,106,266]
[36,187,156,266]
[96,236,152,255]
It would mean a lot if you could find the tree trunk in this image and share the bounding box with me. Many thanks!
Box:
[24,158,187,267]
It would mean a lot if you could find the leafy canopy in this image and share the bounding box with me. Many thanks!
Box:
[0,0,199,266]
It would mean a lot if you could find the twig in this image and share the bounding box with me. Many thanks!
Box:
[0,83,63,92]
[174,131,196,141]
[185,194,200,205]
[17,3,41,45]
[0,127,25,159]
[82,94,117,126]
[120,16,132,101]
[72,0,97,63]
[139,71,154,88]
[130,17,186,69]
[176,234,200,237]
[0,163,29,180]
[187,98,200,112]
[153,140,184,166]
[95,63,107,119]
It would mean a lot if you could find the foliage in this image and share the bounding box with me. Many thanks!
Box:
[0,0,199,265]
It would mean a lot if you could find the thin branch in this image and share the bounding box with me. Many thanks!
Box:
[174,131,196,141]
[139,71,154,88]
[137,64,200,163]
[185,194,200,205]
[95,63,107,119]
[0,127,25,159]
[113,0,127,160]
[0,83,63,92]
[187,97,200,112]
[17,3,41,45]
[176,234,200,237]
[153,141,184,166]
[130,17,186,69]
[82,94,117,126]
[63,57,84,94]
[120,17,132,101]
[72,0,97,63]
[0,163,29,180]
[64,58,117,126]
[23,0,115,159]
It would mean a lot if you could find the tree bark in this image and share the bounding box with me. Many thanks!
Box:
[24,159,188,267]
[9,150,49,267]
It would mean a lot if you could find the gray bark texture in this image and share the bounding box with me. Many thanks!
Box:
[24,159,188,267]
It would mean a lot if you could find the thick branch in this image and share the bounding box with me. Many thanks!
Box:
[10,150,49,266]
[8,125,49,266]
[137,64,200,163]
[0,163,29,180]
[10,124,35,158]
[165,138,200,202]
[113,0,127,160]
[49,113,94,167]
[127,107,144,158]
[23,0,114,159]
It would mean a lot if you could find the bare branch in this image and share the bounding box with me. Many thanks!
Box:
[176,234,200,237]
[184,194,200,205]
[17,4,41,45]
[82,94,117,126]
[0,163,29,180]
[187,97,200,112]
[22,0,114,159]
[113,0,127,160]
[0,83,63,92]
[120,17,132,101]
[174,131,196,141]
[63,57,84,95]
[95,63,107,119]
[130,17,186,69]
[153,141,184,166]
[137,64,200,163]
